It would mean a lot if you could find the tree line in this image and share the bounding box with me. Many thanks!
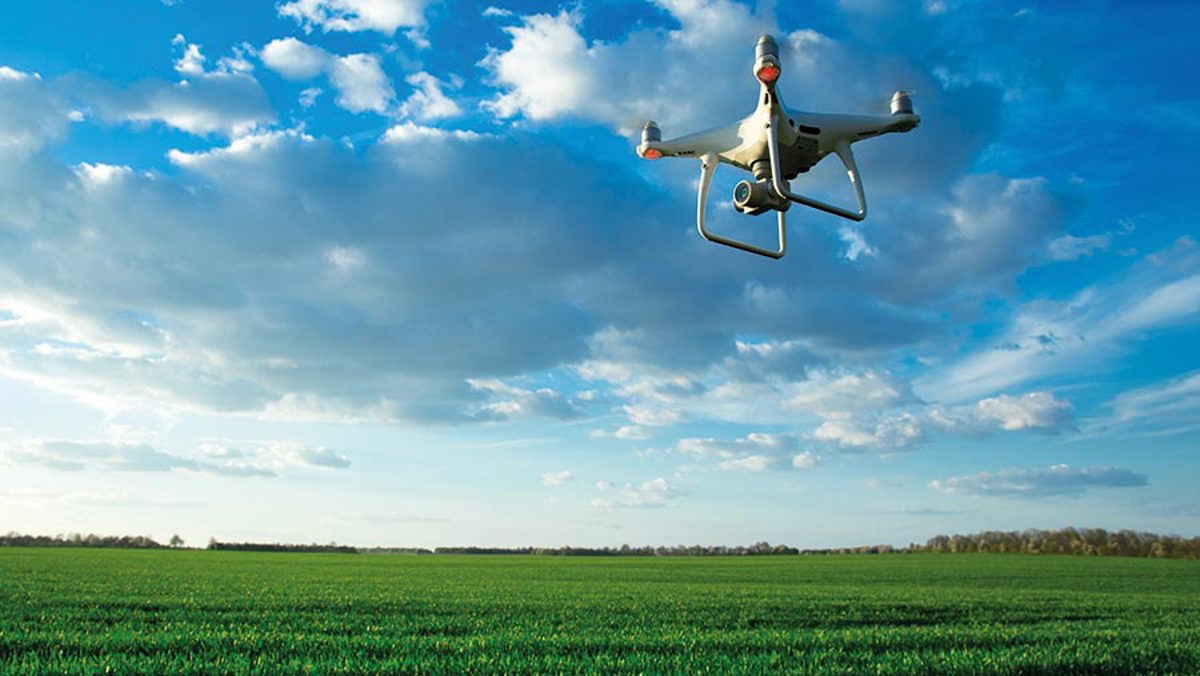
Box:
[206,540,358,554]
[4,528,1197,559]
[0,532,163,549]
[912,527,1200,558]
[429,542,802,556]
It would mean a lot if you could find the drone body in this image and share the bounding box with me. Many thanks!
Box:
[637,34,920,258]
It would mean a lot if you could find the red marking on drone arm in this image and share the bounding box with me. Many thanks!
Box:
[756,64,780,83]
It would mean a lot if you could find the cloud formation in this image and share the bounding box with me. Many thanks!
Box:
[0,439,351,477]
[676,432,818,471]
[77,37,276,137]
[929,464,1148,497]
[541,470,574,487]
[261,38,395,114]
[591,477,678,510]
[1099,369,1200,437]
[971,392,1073,432]
[0,67,76,157]
[278,0,432,35]
[921,238,1200,402]
[470,379,581,421]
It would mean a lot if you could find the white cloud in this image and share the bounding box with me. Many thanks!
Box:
[3,124,684,424]
[328,53,394,114]
[469,379,581,421]
[929,464,1148,497]
[591,425,651,440]
[614,425,650,440]
[261,38,395,114]
[0,66,34,81]
[1099,369,1200,437]
[167,128,316,166]
[677,432,800,459]
[173,35,206,76]
[925,391,1075,436]
[218,44,257,75]
[480,3,786,133]
[812,412,923,450]
[481,10,595,122]
[591,477,678,509]
[210,441,351,472]
[71,38,275,138]
[280,445,351,469]
[870,174,1061,303]
[920,240,1200,401]
[541,470,574,486]
[73,162,134,189]
[120,79,273,136]
[3,439,197,472]
[623,405,683,427]
[398,72,462,121]
[324,245,367,274]
[278,0,432,35]
[299,86,323,108]
[972,392,1072,432]
[1048,233,1111,261]
[0,66,75,156]
[676,432,821,472]
[379,121,486,143]
[791,451,822,469]
[839,227,877,261]
[717,454,775,471]
[788,371,911,418]
[0,439,327,477]
[261,37,328,79]
[1109,273,1200,335]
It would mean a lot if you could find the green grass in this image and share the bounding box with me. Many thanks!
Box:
[1,549,1197,674]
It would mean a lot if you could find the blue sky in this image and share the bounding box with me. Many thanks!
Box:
[1,0,1197,548]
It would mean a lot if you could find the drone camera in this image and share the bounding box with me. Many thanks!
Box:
[733,179,789,215]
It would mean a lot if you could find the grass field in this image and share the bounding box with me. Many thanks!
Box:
[1,549,1197,674]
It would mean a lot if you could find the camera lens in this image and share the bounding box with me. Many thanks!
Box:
[734,181,752,204]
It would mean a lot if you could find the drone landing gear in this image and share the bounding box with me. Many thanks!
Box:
[697,152,788,259]
[766,120,867,222]
[695,122,870,260]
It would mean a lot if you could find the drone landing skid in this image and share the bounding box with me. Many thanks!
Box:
[696,124,867,260]
[697,152,787,259]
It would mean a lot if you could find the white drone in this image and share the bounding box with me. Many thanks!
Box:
[637,34,920,259]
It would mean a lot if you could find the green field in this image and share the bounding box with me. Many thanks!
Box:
[1,549,1197,674]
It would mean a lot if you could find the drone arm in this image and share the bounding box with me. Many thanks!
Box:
[766,121,867,222]
[696,153,786,259]
[639,121,743,161]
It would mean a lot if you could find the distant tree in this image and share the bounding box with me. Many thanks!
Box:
[169,534,184,548]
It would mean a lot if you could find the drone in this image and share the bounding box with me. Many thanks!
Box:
[637,34,920,259]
